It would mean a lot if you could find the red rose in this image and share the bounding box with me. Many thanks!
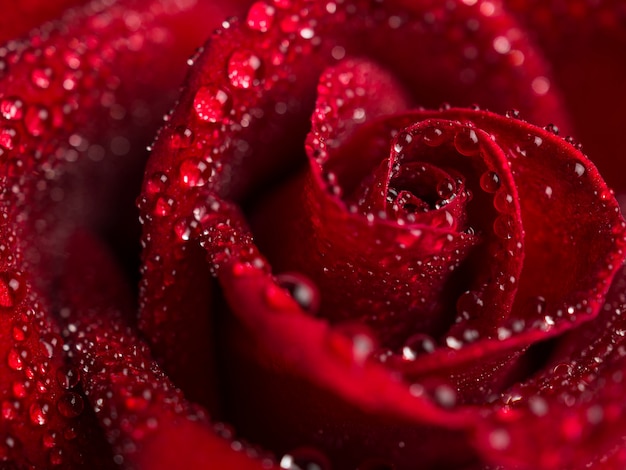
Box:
[2,1,626,469]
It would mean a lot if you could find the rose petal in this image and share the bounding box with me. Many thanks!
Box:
[59,230,273,470]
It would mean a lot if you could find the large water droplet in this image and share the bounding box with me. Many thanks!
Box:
[193,86,231,123]
[56,365,80,390]
[454,127,480,156]
[29,401,50,426]
[31,67,53,89]
[228,50,263,89]
[24,105,50,137]
[479,171,501,193]
[246,2,276,32]
[57,392,84,418]
[0,97,24,120]
[0,126,18,150]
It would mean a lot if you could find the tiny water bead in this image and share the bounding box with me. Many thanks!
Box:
[193,86,231,123]
[227,50,264,89]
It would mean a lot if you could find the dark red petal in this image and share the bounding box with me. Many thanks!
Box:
[0,0,253,466]
[475,264,626,469]
[139,0,572,408]
[0,0,85,43]
[502,0,626,194]
[59,230,273,470]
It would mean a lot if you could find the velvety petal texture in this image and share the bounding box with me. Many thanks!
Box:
[2,0,626,469]
[135,0,626,469]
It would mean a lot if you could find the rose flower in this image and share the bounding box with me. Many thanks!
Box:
[1,0,626,469]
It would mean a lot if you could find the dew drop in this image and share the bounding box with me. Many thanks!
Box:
[276,272,320,315]
[422,126,446,147]
[479,171,501,193]
[246,2,276,32]
[432,383,457,408]
[1,97,24,120]
[193,86,231,123]
[31,67,53,89]
[401,334,436,360]
[572,162,585,177]
[329,323,378,365]
[0,126,18,150]
[228,50,263,89]
[7,348,23,371]
[280,447,330,470]
[493,190,514,213]
[168,126,194,149]
[56,365,80,390]
[145,172,168,195]
[392,131,413,154]
[454,127,480,156]
[493,214,514,239]
[29,401,50,426]
[456,290,484,319]
[436,178,456,200]
[153,196,175,217]
[178,159,211,187]
[57,392,84,418]
[24,105,50,137]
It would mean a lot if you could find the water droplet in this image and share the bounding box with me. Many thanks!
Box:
[153,196,175,217]
[280,447,330,470]
[0,126,18,150]
[7,348,23,371]
[480,171,500,193]
[456,290,484,319]
[24,104,50,137]
[0,275,21,308]
[401,334,436,360]
[544,123,559,135]
[572,162,585,177]
[145,172,168,195]
[505,109,520,119]
[193,86,231,123]
[392,131,413,154]
[228,50,263,89]
[56,365,80,390]
[169,126,194,149]
[246,2,276,32]
[493,190,514,213]
[57,392,84,418]
[276,272,320,315]
[436,178,456,200]
[493,214,514,239]
[329,323,378,365]
[31,67,53,89]
[432,383,457,408]
[29,401,50,426]
[178,159,211,187]
[422,126,446,147]
[1,97,24,120]
[454,127,480,156]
